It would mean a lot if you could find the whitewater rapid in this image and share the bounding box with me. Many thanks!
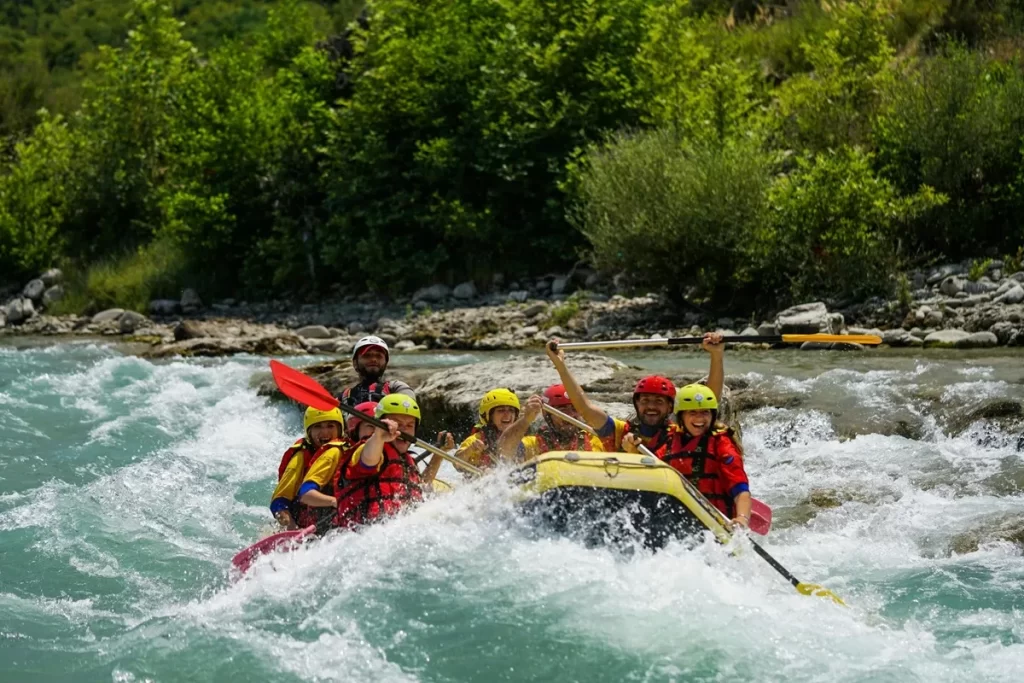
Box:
[1,342,1023,682]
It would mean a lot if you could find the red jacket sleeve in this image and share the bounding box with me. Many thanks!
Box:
[713,433,749,497]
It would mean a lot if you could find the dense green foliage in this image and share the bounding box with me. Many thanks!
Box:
[2,0,1024,313]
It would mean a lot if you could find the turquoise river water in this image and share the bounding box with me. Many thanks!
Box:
[2,340,1023,682]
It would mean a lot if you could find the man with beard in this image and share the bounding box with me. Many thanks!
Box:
[544,334,724,456]
[497,384,605,460]
[339,336,415,406]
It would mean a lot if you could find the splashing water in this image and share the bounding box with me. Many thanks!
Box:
[2,343,1023,682]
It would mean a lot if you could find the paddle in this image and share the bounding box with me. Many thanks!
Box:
[554,333,882,351]
[231,525,316,574]
[269,360,485,477]
[638,444,846,606]
[540,403,772,535]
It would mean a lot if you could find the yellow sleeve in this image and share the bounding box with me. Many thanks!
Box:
[302,447,341,488]
[520,436,540,461]
[348,442,385,473]
[458,433,487,466]
[587,434,606,452]
[271,453,305,504]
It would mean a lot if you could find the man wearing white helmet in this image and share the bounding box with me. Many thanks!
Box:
[340,335,415,406]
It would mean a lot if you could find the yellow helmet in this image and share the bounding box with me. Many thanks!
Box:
[674,383,719,412]
[304,406,343,434]
[375,394,421,421]
[478,388,520,422]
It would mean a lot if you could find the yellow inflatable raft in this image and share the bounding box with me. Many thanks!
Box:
[511,451,731,549]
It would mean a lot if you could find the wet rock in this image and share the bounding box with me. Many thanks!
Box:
[22,278,45,302]
[0,309,6,327]
[740,326,759,337]
[143,333,308,359]
[990,320,1019,345]
[995,283,1024,305]
[756,322,777,336]
[173,320,207,341]
[509,290,529,303]
[947,399,1023,436]
[347,321,366,334]
[939,276,965,296]
[948,515,1024,555]
[149,299,181,316]
[964,278,998,295]
[453,282,477,300]
[415,353,629,431]
[92,308,124,324]
[413,284,451,303]
[180,288,203,312]
[296,324,332,339]
[41,285,64,307]
[519,325,540,336]
[394,340,417,352]
[923,329,970,348]
[118,311,148,333]
[40,268,63,287]
[776,301,841,334]
[523,303,547,317]
[961,331,998,349]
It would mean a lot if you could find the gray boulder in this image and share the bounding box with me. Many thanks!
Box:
[393,340,417,352]
[41,285,64,307]
[180,288,203,312]
[119,311,148,334]
[22,279,46,302]
[347,321,366,334]
[940,276,965,297]
[995,284,1024,305]
[295,324,333,339]
[882,329,911,346]
[756,322,777,337]
[776,302,840,334]
[990,321,1017,345]
[740,326,760,337]
[92,308,124,324]
[40,268,63,287]
[1011,272,1024,283]
[149,299,181,315]
[508,290,529,303]
[6,298,36,324]
[452,281,477,300]
[961,331,998,349]
[413,284,451,303]
[923,329,971,348]
[0,309,5,328]
[927,264,963,285]
[522,302,547,317]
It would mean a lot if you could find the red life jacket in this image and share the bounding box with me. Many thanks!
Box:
[341,380,394,407]
[278,439,347,531]
[662,426,741,517]
[624,421,672,457]
[532,428,600,453]
[335,442,424,529]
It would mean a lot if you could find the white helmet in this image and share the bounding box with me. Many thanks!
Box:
[352,335,390,361]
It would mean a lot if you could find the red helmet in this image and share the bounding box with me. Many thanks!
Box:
[346,401,378,436]
[543,384,573,408]
[632,375,676,401]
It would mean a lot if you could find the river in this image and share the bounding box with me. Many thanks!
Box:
[2,340,1023,682]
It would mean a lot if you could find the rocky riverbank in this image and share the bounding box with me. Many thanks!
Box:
[3,262,1024,355]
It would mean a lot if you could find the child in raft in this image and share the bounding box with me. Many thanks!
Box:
[452,388,521,473]
[629,384,752,529]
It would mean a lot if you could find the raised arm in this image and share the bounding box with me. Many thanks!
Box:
[545,340,609,431]
[498,395,542,459]
[702,332,724,401]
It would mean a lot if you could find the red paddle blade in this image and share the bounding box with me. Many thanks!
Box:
[231,525,317,574]
[749,498,772,536]
[270,360,339,411]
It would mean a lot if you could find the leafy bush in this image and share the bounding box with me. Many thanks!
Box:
[968,257,994,281]
[750,147,945,305]
[0,112,76,280]
[571,127,772,306]
[322,0,651,293]
[874,43,1024,254]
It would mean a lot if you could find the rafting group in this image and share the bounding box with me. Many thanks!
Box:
[268,333,752,537]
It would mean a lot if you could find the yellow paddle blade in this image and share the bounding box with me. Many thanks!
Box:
[780,334,882,346]
[796,582,847,606]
